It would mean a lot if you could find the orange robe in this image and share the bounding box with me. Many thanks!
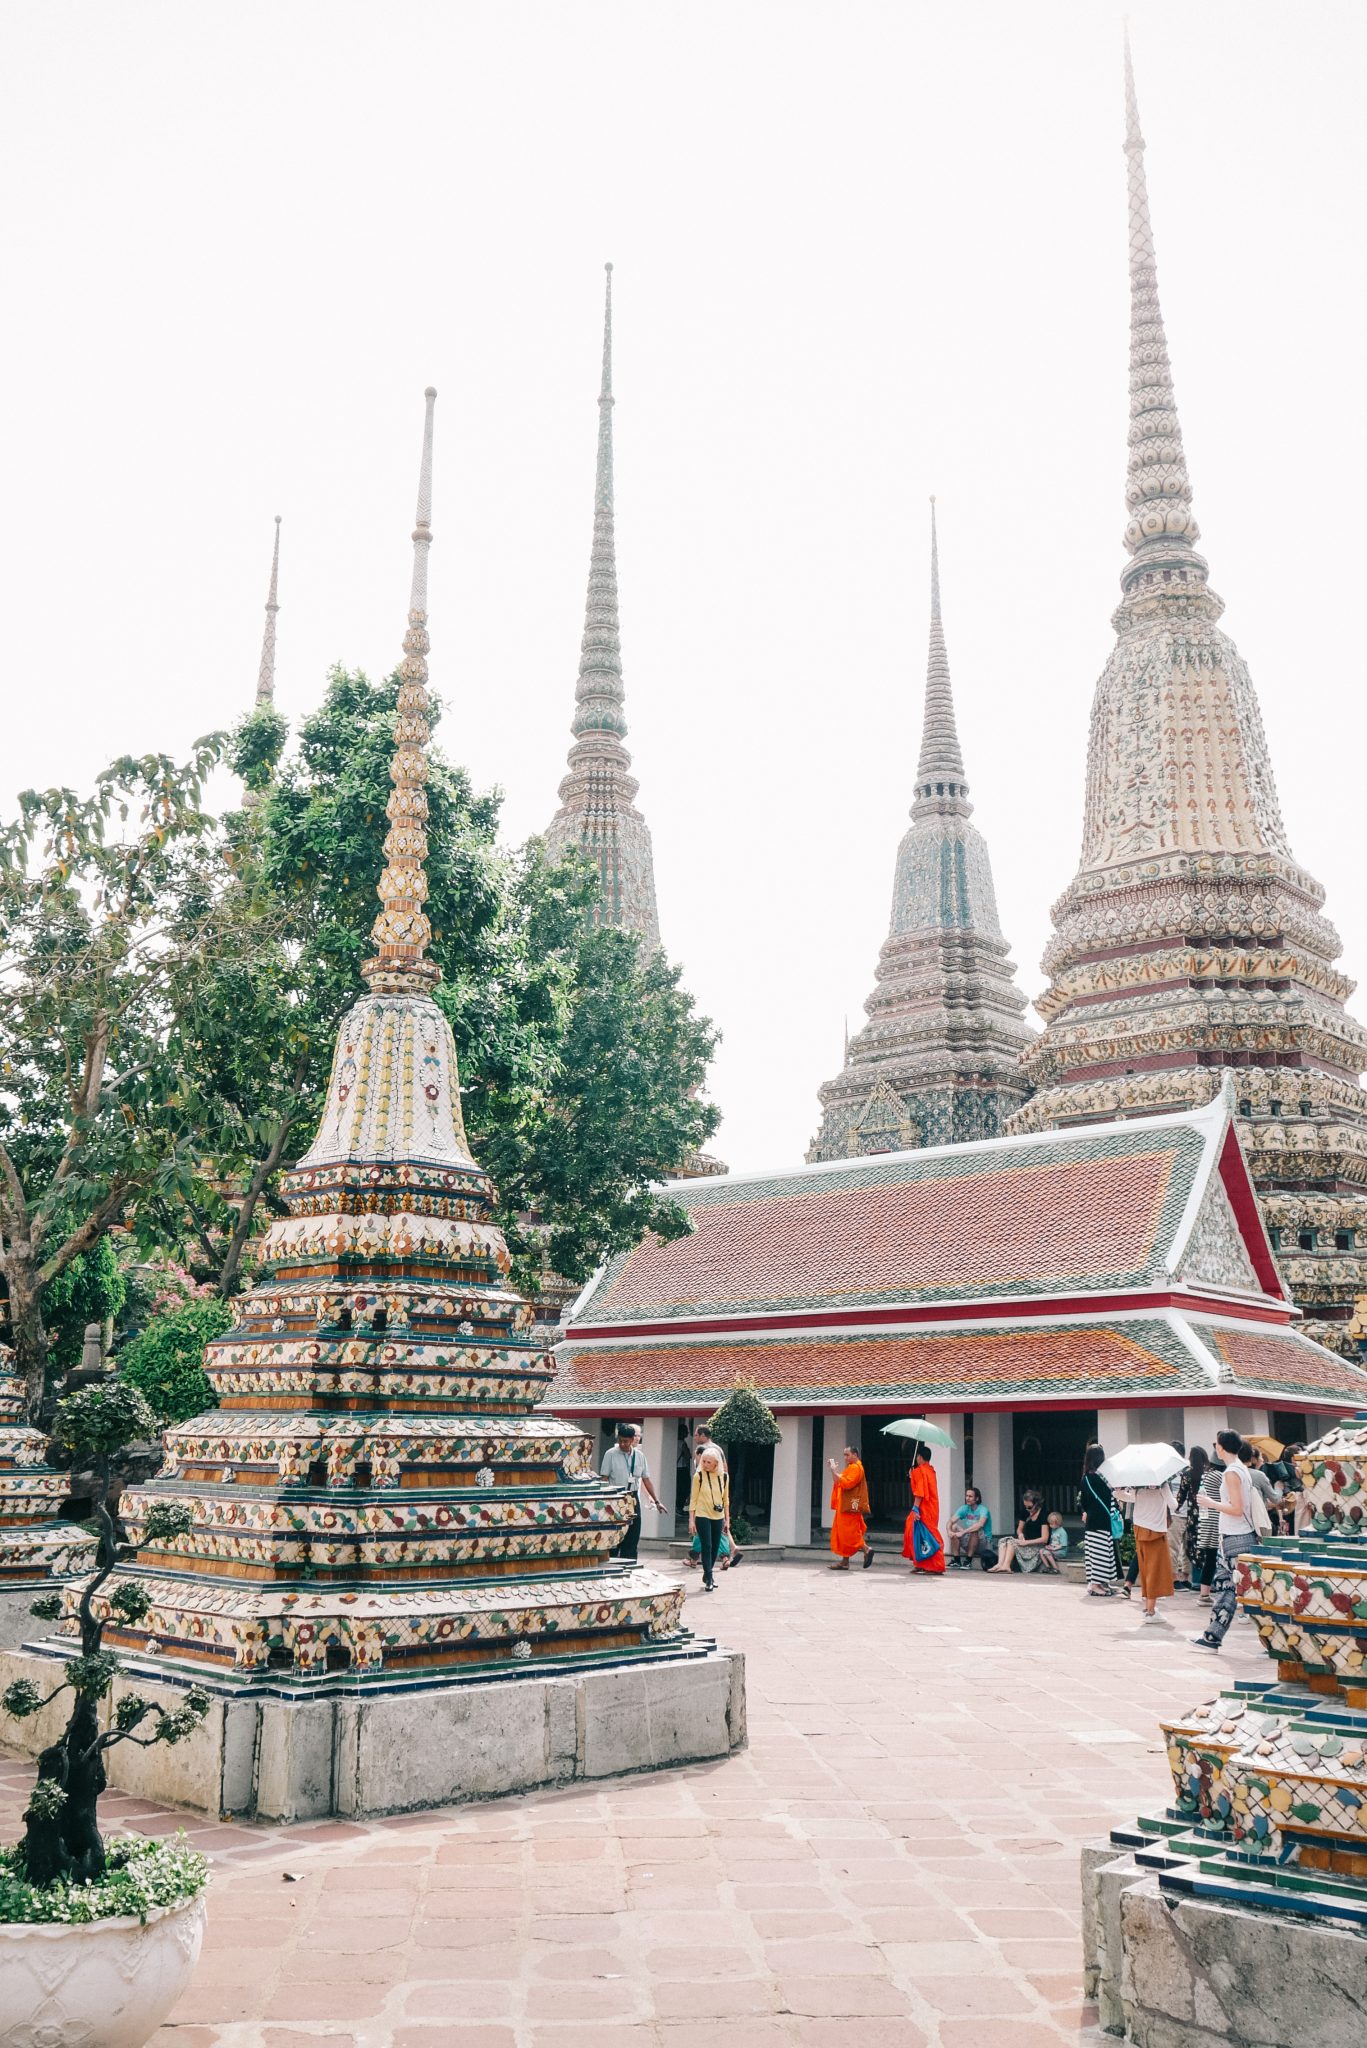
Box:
[830,1459,870,1557]
[902,1460,945,1572]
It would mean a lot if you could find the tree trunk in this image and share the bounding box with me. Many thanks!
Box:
[2,1253,50,1421]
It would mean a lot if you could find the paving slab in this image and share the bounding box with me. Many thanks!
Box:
[0,1557,1262,2046]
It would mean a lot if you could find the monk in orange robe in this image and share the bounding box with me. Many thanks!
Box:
[828,1449,874,1569]
[902,1443,945,1573]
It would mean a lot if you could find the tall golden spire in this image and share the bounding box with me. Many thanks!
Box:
[362,387,442,992]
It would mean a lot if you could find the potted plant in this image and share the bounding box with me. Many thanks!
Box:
[1,1380,211,2048]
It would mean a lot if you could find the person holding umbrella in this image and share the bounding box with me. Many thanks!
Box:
[1098,1441,1186,1624]
[901,1442,945,1574]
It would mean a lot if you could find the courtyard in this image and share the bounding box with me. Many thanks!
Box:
[1,1555,1264,2048]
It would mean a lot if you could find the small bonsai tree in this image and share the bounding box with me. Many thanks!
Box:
[2,1380,209,1888]
[708,1380,782,1535]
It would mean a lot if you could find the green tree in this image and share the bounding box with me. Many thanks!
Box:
[40,1234,127,1375]
[1,1382,208,1887]
[0,745,276,1412]
[188,668,718,1296]
[708,1382,783,1525]
[117,1299,230,1423]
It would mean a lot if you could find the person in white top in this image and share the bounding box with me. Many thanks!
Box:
[1117,1480,1180,1622]
[1191,1430,1256,1651]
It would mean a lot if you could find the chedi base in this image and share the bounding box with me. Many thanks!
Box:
[0,1640,745,1823]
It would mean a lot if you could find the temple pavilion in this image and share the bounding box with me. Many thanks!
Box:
[555,1084,1367,1540]
[1009,40,1367,1356]
[808,504,1033,1162]
[88,390,694,1685]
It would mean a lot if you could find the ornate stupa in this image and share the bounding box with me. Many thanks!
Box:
[1010,38,1367,1351]
[808,504,1033,1161]
[0,1344,93,1588]
[92,392,687,1681]
[1095,1416,1367,1965]
[543,264,661,948]
[255,514,282,708]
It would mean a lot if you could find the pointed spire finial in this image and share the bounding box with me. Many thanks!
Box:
[254,515,282,706]
[913,498,968,815]
[1118,30,1213,605]
[362,386,442,992]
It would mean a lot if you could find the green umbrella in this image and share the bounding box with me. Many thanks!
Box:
[880,1418,956,1450]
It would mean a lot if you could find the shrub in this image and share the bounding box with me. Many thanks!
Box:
[117,1301,230,1423]
[1,1380,211,1900]
[0,1833,207,1925]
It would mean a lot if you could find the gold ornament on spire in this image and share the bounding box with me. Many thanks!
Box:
[363,387,442,992]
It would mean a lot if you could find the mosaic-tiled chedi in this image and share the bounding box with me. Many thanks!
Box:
[543,264,661,949]
[808,505,1033,1161]
[86,391,685,1681]
[0,1344,94,1587]
[1010,46,1367,1352]
[1155,1416,1367,1896]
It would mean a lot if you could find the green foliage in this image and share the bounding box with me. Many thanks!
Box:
[117,1300,228,1422]
[28,1594,62,1623]
[2,1680,43,1720]
[66,1652,119,1700]
[141,1501,194,1545]
[50,1381,157,1461]
[184,666,718,1296]
[730,1514,755,1546]
[0,1833,207,1924]
[109,1583,152,1624]
[229,704,289,793]
[41,1234,126,1373]
[707,1382,783,1451]
[0,739,280,1395]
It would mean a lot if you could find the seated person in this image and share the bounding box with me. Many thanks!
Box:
[687,1526,742,1570]
[947,1486,993,1567]
[987,1490,1055,1574]
[1047,1511,1070,1565]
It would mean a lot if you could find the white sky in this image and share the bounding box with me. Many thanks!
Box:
[3,0,1364,1175]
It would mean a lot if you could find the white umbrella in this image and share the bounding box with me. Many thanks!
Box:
[1099,1443,1186,1489]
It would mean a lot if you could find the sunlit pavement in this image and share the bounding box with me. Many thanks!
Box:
[1,1553,1265,2047]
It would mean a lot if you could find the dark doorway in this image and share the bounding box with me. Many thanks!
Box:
[1013,1409,1096,1519]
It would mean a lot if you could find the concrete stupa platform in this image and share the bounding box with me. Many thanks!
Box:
[0,1629,744,1822]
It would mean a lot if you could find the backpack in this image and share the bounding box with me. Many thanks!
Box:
[1245,1476,1273,1538]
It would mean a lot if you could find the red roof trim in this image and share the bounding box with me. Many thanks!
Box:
[550,1389,1355,1420]
[1216,1123,1286,1300]
[568,1285,1292,1344]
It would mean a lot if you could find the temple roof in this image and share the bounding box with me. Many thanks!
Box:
[553,1312,1367,1414]
[598,1087,1274,1327]
[554,1089,1367,1413]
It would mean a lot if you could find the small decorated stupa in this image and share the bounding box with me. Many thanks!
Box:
[95,391,687,1682]
[0,1344,94,1588]
[1098,1414,1367,1941]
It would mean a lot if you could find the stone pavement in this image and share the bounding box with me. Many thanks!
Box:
[0,1554,1265,2047]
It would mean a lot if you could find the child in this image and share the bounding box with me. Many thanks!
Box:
[1046,1511,1070,1572]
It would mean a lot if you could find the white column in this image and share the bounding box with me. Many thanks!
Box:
[1096,1407,1130,1458]
[768,1413,815,1546]
[970,1410,1015,1537]
[639,1417,676,1540]
[820,1412,861,1529]
[929,1413,966,1525]
[1183,1405,1230,1459]
[1228,1404,1270,1438]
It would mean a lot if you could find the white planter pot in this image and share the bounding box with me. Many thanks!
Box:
[0,1890,206,2048]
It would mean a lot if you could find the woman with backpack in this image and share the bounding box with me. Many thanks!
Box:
[1080,1443,1120,1598]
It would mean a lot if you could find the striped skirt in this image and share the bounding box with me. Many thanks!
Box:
[1084,1528,1118,1585]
